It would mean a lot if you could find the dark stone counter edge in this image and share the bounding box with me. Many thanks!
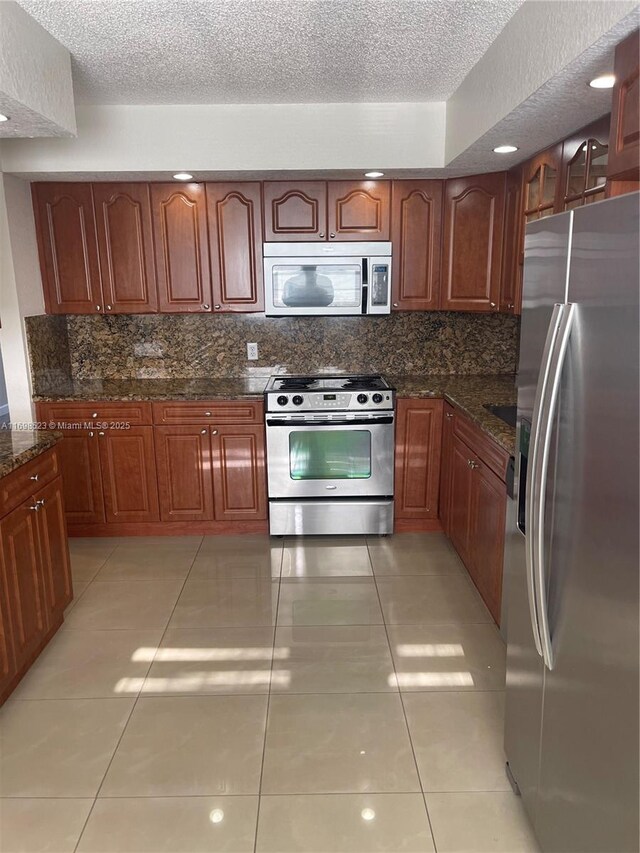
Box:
[0,432,62,480]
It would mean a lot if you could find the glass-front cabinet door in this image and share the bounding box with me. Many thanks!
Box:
[560,115,610,211]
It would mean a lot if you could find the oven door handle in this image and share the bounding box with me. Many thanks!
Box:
[266,416,394,427]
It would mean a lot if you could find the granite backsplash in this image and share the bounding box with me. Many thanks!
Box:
[25,312,519,390]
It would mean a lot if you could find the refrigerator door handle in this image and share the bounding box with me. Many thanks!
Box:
[534,302,576,671]
[526,303,563,658]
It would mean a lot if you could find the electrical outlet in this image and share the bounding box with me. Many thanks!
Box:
[247,342,259,361]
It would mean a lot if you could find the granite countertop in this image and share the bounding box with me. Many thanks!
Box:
[33,376,268,402]
[32,373,517,456]
[389,374,517,455]
[0,430,61,479]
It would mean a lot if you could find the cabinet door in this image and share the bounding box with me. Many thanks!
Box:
[499,168,523,314]
[394,399,443,520]
[0,502,49,668]
[391,181,442,310]
[439,402,455,534]
[211,425,267,522]
[151,184,212,312]
[32,183,103,314]
[441,172,505,312]
[206,182,264,312]
[448,434,474,565]
[263,181,327,241]
[469,459,506,624]
[93,183,157,313]
[35,478,73,620]
[0,559,16,699]
[55,430,105,525]
[328,181,390,241]
[560,115,610,210]
[608,29,640,182]
[98,427,160,523]
[522,145,562,222]
[155,426,214,522]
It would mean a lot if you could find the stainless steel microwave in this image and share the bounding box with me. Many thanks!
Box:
[263,242,392,316]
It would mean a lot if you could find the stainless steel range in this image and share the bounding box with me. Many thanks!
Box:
[264,375,395,536]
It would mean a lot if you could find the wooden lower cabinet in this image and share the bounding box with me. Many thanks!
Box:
[444,410,508,625]
[56,429,105,524]
[211,426,267,522]
[155,426,214,522]
[0,452,72,704]
[98,427,160,523]
[394,399,443,528]
[439,402,455,535]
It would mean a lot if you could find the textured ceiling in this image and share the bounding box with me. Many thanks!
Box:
[17,0,524,105]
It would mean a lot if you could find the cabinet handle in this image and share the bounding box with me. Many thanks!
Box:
[470,461,479,469]
[205,411,212,417]
[92,412,98,418]
[211,429,218,435]
[200,428,207,435]
[203,304,210,310]
[445,413,453,420]
[95,305,101,311]
[214,305,221,310]
[330,233,336,238]
[30,474,39,481]
[29,499,45,512]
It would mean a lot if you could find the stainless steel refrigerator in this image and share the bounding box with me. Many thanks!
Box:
[504,192,639,853]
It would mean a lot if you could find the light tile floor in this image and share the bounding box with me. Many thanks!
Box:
[0,532,540,853]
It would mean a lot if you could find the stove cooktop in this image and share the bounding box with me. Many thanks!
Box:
[266,374,390,392]
[264,374,394,412]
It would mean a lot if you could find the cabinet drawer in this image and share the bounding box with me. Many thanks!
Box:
[0,449,60,519]
[37,402,153,426]
[152,401,263,425]
[453,412,509,482]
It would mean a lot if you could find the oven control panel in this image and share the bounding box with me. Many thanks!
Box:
[266,391,394,412]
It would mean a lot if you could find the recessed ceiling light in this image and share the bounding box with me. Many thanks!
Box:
[589,74,615,89]
[0,114,9,122]
[173,172,193,180]
[364,171,384,178]
[493,145,518,154]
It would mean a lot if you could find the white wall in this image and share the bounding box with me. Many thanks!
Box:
[446,0,638,164]
[0,1,76,137]
[0,172,44,423]
[0,101,446,175]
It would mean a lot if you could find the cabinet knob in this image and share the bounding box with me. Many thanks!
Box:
[95,305,101,311]
[92,412,98,418]
[214,305,221,310]
[490,302,496,309]
[205,411,212,417]
[330,233,336,238]
[89,431,94,437]
[30,474,39,481]
[445,413,453,420]
[393,302,399,308]
[470,460,479,469]
[29,503,41,512]
[203,304,210,310]
[319,232,325,238]
[106,305,112,311]
[200,428,207,435]
[211,429,218,435]
[98,431,105,436]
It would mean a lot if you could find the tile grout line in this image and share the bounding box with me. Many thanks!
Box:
[366,535,440,853]
[72,535,206,853]
[253,536,284,853]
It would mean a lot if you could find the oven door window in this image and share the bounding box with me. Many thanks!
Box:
[273,264,362,309]
[289,430,371,480]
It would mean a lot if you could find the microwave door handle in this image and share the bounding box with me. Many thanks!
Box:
[534,302,575,671]
[526,302,563,658]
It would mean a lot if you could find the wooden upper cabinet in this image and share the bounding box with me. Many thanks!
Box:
[151,183,212,312]
[522,144,562,222]
[441,172,506,312]
[608,29,640,182]
[206,182,264,312]
[263,181,327,241]
[394,398,443,520]
[327,181,390,241]
[93,183,157,313]
[559,115,610,211]
[33,183,103,314]
[499,167,523,314]
[391,180,442,311]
